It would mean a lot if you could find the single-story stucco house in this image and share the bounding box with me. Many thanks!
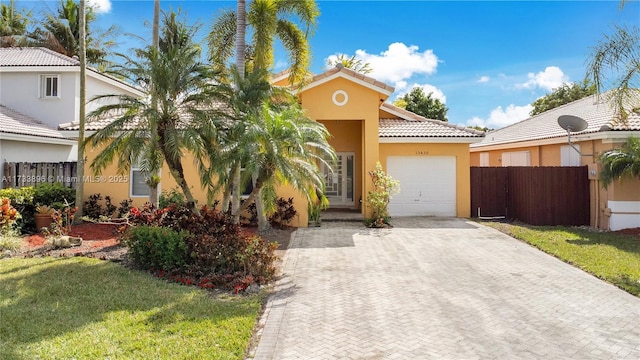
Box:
[470,94,640,231]
[63,65,484,226]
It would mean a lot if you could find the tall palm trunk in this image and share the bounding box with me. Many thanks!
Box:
[73,0,86,224]
[148,0,161,207]
[158,128,199,214]
[230,0,246,224]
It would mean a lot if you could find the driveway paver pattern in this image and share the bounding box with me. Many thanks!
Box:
[252,218,640,359]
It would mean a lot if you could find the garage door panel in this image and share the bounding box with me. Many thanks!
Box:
[387,156,456,217]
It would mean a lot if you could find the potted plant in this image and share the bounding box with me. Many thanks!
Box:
[34,205,55,232]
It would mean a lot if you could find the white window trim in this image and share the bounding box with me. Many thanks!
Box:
[40,74,61,99]
[479,152,490,167]
[130,167,149,198]
[561,145,581,167]
[501,151,531,167]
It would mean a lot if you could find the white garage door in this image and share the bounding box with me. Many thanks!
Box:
[387,156,456,217]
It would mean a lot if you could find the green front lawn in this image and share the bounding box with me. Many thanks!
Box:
[0,257,265,360]
[485,222,640,297]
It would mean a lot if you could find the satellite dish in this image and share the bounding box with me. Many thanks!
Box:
[557,115,587,133]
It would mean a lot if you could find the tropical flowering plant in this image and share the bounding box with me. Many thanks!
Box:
[0,197,21,235]
[365,162,400,228]
[41,206,77,238]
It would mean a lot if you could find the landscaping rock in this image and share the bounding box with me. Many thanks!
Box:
[48,236,83,249]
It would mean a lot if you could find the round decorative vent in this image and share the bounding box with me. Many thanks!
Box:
[332,90,348,106]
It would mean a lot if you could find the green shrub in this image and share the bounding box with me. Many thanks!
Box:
[123,226,190,271]
[33,183,76,210]
[0,187,35,233]
[158,188,186,208]
[126,204,277,289]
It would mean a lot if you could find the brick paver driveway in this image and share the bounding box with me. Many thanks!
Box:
[251,218,640,359]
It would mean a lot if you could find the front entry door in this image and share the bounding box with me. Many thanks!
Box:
[323,152,354,207]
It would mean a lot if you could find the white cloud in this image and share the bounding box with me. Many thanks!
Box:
[395,83,446,103]
[520,66,568,91]
[467,104,532,129]
[348,42,439,84]
[274,60,288,70]
[477,76,490,83]
[88,0,111,13]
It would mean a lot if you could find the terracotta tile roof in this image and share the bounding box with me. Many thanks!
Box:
[308,64,395,94]
[472,92,640,148]
[379,102,484,138]
[0,105,66,138]
[379,118,483,138]
[59,111,142,131]
[59,100,233,131]
[0,47,79,66]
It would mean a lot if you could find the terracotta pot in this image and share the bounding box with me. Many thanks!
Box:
[34,213,54,232]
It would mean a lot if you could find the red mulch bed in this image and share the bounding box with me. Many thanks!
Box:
[19,223,125,260]
[16,223,293,261]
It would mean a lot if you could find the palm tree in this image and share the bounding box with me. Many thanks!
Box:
[325,54,372,74]
[587,24,640,120]
[0,0,31,47]
[30,0,115,67]
[599,137,640,188]
[240,103,334,231]
[209,0,319,224]
[73,0,86,224]
[208,0,319,84]
[86,11,223,213]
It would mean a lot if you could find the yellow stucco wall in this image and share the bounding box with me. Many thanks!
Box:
[83,142,148,208]
[379,142,472,218]
[300,77,383,217]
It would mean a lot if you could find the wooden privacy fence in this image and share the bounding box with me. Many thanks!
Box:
[471,166,590,226]
[2,162,77,189]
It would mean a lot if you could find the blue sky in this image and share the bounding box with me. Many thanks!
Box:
[18,0,640,128]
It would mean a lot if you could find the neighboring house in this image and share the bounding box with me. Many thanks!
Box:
[470,94,640,230]
[63,64,483,226]
[0,47,144,189]
[0,105,76,163]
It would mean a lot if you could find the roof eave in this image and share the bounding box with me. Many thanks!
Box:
[301,71,393,97]
[470,130,640,151]
[0,131,77,145]
[380,136,483,144]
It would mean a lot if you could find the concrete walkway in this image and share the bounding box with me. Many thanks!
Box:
[251,218,640,359]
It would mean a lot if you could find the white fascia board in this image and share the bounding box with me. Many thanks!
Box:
[573,130,640,143]
[59,130,97,138]
[302,72,393,96]
[380,137,483,144]
[0,132,77,145]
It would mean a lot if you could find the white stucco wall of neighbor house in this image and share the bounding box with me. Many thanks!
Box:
[0,140,77,163]
[0,71,78,129]
[608,201,640,231]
